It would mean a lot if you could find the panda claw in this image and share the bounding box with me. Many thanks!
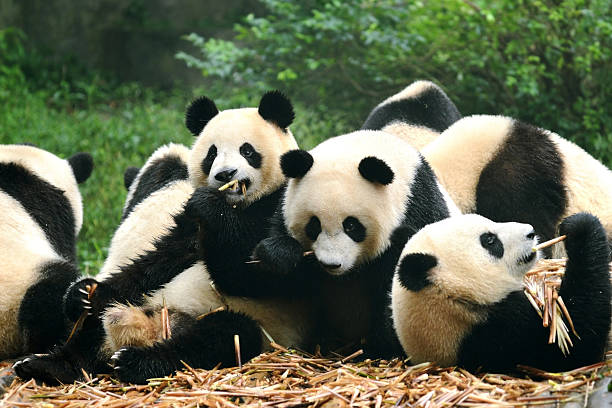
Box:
[83,306,92,310]
[78,288,89,295]
[82,299,91,305]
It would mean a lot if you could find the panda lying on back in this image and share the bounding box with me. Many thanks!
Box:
[361,80,461,149]
[391,213,611,373]
[0,144,93,359]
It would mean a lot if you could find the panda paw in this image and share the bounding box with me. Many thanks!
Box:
[13,354,82,385]
[185,186,230,227]
[112,347,176,384]
[559,213,606,258]
[63,278,113,322]
[252,236,304,275]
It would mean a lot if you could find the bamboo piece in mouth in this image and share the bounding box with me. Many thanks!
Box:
[532,235,566,252]
[218,179,239,192]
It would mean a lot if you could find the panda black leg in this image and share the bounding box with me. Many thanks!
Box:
[14,317,110,385]
[18,261,79,354]
[113,310,263,384]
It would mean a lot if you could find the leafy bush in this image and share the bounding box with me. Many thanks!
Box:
[178,0,612,165]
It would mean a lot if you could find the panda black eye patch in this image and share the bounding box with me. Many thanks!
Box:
[201,144,217,175]
[240,143,262,168]
[305,216,321,241]
[480,232,504,258]
[343,216,366,242]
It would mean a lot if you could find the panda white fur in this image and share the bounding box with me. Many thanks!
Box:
[391,213,611,373]
[15,91,312,385]
[422,115,612,256]
[252,130,460,356]
[0,144,93,359]
[361,80,461,149]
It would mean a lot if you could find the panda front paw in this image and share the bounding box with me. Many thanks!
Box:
[185,186,231,228]
[63,278,113,322]
[112,347,176,384]
[559,213,606,258]
[252,236,304,275]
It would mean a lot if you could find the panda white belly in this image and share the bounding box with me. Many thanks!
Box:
[0,193,62,358]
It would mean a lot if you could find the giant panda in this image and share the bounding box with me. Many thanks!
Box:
[0,144,93,359]
[391,213,611,373]
[252,130,460,357]
[361,80,461,149]
[421,115,612,256]
[15,91,312,385]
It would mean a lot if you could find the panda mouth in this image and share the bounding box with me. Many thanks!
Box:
[517,250,536,265]
[220,179,251,196]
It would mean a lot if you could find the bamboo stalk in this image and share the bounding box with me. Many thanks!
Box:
[533,235,566,252]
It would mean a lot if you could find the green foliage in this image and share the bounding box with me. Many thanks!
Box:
[179,0,612,165]
[0,29,193,274]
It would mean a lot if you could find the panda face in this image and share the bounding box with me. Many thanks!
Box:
[189,108,298,206]
[396,214,539,305]
[283,131,419,276]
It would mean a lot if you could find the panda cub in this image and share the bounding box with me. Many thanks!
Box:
[422,115,612,255]
[253,130,460,356]
[0,144,93,359]
[391,213,611,373]
[361,80,461,149]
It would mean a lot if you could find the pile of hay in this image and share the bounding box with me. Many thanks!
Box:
[2,258,610,407]
[2,345,610,407]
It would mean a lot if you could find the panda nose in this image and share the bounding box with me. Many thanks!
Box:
[526,230,536,240]
[321,262,341,270]
[215,168,238,182]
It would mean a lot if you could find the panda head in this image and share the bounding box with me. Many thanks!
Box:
[0,144,93,233]
[122,143,190,219]
[187,91,298,206]
[281,130,420,276]
[394,214,539,307]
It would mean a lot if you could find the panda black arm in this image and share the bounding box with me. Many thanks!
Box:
[185,186,311,297]
[64,209,200,319]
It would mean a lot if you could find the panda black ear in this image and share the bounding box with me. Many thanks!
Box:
[281,149,313,178]
[68,152,94,184]
[258,90,295,130]
[397,253,437,292]
[185,96,219,136]
[358,156,394,185]
[124,166,140,190]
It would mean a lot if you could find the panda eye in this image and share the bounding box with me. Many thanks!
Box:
[343,216,366,243]
[479,232,504,259]
[305,216,321,241]
[240,143,254,158]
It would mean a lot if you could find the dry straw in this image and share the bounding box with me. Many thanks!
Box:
[2,345,610,407]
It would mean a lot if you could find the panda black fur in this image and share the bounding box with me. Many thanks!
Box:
[391,213,611,373]
[0,144,93,359]
[422,115,612,255]
[15,91,311,385]
[253,130,460,357]
[361,80,461,149]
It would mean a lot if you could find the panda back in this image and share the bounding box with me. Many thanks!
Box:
[97,179,194,281]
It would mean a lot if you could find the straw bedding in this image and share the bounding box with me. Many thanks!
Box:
[1,259,610,407]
